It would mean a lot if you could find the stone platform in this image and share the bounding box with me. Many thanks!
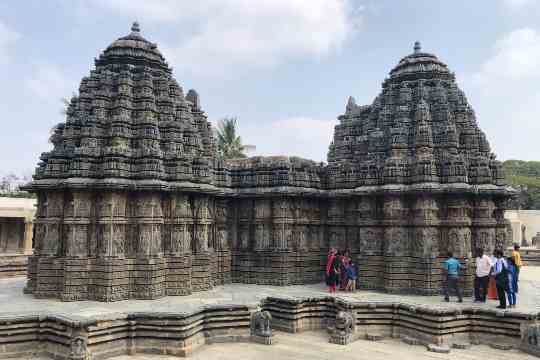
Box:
[1,267,540,359]
[521,248,540,266]
[109,331,536,360]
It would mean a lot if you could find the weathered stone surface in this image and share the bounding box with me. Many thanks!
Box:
[490,343,513,351]
[403,337,421,346]
[427,344,451,353]
[366,333,384,341]
[452,342,471,349]
[22,25,513,301]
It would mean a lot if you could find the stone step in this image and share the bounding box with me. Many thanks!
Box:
[366,333,384,341]
[489,343,513,351]
[402,337,420,346]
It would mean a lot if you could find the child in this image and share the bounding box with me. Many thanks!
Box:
[346,261,358,292]
[506,257,518,308]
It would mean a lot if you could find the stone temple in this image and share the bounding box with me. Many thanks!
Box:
[23,25,512,301]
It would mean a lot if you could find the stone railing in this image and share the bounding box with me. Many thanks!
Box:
[1,296,539,359]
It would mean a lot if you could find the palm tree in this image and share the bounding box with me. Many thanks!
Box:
[216,117,247,159]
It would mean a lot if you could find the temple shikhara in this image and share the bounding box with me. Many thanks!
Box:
[23,24,512,301]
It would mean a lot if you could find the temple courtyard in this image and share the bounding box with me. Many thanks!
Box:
[1,266,539,320]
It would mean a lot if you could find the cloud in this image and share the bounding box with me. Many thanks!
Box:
[25,64,72,101]
[0,20,20,64]
[465,28,540,161]
[240,116,338,162]
[472,28,540,86]
[90,0,362,76]
[502,0,538,7]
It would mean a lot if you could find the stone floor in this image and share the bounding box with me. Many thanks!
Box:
[106,331,535,360]
[1,267,540,319]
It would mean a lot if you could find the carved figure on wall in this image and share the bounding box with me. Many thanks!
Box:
[216,228,227,250]
[138,225,152,256]
[195,225,208,252]
[43,223,60,256]
[70,225,88,257]
[112,224,125,257]
[174,195,192,218]
[522,224,528,246]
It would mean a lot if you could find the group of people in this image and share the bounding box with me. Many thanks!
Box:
[444,243,522,309]
[325,248,358,293]
[324,244,524,309]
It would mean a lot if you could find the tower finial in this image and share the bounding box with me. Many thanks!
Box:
[414,41,421,54]
[131,21,140,33]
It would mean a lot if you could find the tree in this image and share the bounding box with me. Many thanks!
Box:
[216,117,247,160]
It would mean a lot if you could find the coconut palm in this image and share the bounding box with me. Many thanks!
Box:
[216,117,247,159]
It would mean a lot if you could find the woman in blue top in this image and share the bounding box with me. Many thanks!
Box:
[506,257,517,308]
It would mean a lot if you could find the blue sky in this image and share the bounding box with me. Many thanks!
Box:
[1,0,540,176]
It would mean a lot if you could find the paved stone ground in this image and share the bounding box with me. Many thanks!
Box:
[108,331,536,360]
[1,267,539,319]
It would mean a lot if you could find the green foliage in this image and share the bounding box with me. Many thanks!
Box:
[0,191,36,199]
[503,160,540,209]
[216,117,247,160]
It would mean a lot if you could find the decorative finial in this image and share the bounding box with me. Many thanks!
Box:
[414,41,421,54]
[131,21,140,33]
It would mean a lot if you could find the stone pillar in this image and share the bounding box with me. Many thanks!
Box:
[23,220,33,255]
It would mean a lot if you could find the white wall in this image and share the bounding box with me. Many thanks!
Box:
[505,210,540,245]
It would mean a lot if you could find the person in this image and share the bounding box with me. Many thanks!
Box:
[330,254,341,293]
[339,251,350,291]
[487,249,498,300]
[346,261,358,292]
[443,252,463,303]
[325,248,337,293]
[511,243,522,293]
[334,251,342,289]
[493,249,509,309]
[474,248,492,302]
[506,257,518,308]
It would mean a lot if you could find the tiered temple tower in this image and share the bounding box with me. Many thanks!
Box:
[24,27,512,301]
[326,41,509,293]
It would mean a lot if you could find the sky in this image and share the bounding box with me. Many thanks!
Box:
[1,0,540,177]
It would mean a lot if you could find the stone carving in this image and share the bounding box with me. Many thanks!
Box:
[70,336,88,360]
[533,232,540,249]
[522,224,528,246]
[527,324,540,347]
[23,27,512,301]
[251,310,272,336]
[330,311,355,345]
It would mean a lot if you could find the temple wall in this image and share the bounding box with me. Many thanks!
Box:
[24,189,509,301]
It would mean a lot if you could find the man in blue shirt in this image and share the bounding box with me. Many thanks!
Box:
[443,252,463,302]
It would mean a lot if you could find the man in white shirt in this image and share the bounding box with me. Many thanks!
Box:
[474,248,492,302]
